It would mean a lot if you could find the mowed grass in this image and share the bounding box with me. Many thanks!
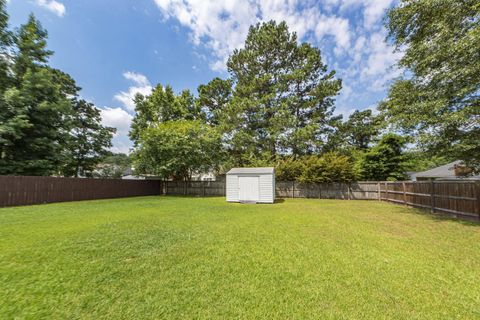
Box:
[1,197,480,319]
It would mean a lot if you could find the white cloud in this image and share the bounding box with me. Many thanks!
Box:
[100,107,133,137]
[152,0,395,74]
[361,31,402,85]
[362,0,394,29]
[34,0,66,17]
[123,71,150,87]
[114,71,153,111]
[337,0,393,29]
[153,0,350,71]
[314,15,351,55]
[153,0,402,112]
[101,107,134,154]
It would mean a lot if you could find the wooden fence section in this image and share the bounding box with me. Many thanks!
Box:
[163,181,380,200]
[0,176,161,207]
[380,181,480,220]
[275,181,379,200]
[164,180,226,196]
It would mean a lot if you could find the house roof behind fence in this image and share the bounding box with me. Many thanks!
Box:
[414,160,479,179]
[227,167,275,175]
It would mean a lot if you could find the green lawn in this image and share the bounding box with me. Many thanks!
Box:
[1,197,479,319]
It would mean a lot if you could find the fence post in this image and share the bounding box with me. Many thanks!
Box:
[475,182,480,220]
[377,182,381,201]
[347,183,351,200]
[292,181,295,198]
[384,182,388,200]
[184,180,187,195]
[202,181,206,197]
[430,180,435,213]
[402,182,407,205]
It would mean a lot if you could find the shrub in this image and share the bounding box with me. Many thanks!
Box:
[275,153,355,183]
[298,152,355,183]
[275,157,304,181]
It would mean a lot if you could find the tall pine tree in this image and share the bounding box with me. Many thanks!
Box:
[0,0,11,92]
[225,21,341,164]
[1,15,74,175]
[62,99,115,177]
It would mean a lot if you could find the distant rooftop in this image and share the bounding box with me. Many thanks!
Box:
[227,167,275,175]
[414,160,479,180]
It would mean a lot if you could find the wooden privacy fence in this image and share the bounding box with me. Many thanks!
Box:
[163,180,226,196]
[1,177,479,221]
[161,181,480,220]
[162,181,381,199]
[380,181,480,221]
[0,176,161,207]
[275,181,379,200]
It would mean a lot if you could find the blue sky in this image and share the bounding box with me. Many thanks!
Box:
[7,0,401,153]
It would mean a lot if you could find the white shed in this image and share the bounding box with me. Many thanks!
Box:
[226,167,275,203]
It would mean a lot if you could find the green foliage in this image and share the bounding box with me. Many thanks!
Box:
[275,157,305,181]
[298,153,355,183]
[274,153,355,183]
[134,120,223,179]
[129,84,204,147]
[0,15,72,175]
[197,77,232,126]
[340,109,382,150]
[94,153,131,179]
[0,0,11,92]
[403,150,452,173]
[225,21,341,163]
[61,100,116,177]
[0,12,113,176]
[357,134,408,181]
[13,14,53,81]
[381,0,480,170]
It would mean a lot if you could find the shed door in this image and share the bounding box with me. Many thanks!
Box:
[238,176,260,201]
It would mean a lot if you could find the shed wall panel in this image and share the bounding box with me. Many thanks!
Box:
[259,174,274,203]
[226,174,239,202]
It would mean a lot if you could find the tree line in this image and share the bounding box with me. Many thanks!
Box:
[0,1,114,177]
[0,0,478,182]
[131,0,478,182]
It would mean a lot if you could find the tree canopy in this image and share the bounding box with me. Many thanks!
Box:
[381,0,480,171]
[0,7,114,176]
[134,120,223,180]
[225,21,342,164]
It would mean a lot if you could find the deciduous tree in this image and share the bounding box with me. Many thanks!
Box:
[134,120,223,180]
[381,0,480,170]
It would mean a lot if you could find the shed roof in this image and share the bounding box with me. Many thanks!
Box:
[226,167,274,175]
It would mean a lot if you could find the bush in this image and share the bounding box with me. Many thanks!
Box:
[275,152,355,183]
[275,157,304,181]
[298,152,355,183]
